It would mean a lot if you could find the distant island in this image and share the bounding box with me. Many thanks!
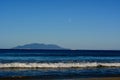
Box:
[13,43,66,50]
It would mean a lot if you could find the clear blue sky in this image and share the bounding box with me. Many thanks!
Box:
[0,0,120,50]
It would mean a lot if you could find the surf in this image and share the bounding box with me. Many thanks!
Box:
[0,62,120,69]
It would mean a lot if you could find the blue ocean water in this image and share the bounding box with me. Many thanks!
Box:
[0,50,120,79]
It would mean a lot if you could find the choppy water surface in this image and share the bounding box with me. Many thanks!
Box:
[0,50,120,79]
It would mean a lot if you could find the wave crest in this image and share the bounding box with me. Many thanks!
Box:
[0,62,120,69]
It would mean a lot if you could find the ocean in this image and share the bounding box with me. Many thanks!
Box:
[0,49,120,79]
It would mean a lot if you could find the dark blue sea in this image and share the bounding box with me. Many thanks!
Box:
[0,49,120,79]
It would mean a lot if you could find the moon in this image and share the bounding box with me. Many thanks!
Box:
[68,18,72,23]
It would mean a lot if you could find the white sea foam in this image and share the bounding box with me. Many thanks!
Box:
[0,62,120,69]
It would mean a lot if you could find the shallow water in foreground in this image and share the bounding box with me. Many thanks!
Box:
[0,50,120,79]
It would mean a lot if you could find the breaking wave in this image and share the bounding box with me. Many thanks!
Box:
[0,62,120,69]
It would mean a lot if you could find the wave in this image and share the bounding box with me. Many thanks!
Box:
[0,62,120,69]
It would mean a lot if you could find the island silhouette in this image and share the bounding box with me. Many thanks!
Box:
[13,43,66,50]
